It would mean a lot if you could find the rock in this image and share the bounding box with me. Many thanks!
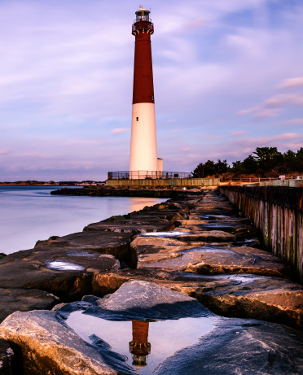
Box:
[0,338,14,375]
[154,318,303,375]
[0,288,59,323]
[0,310,130,375]
[0,249,120,300]
[185,245,288,277]
[185,274,303,329]
[83,220,174,234]
[89,280,210,321]
[34,231,136,268]
[137,230,236,242]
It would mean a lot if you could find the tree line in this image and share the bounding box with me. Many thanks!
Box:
[192,147,303,178]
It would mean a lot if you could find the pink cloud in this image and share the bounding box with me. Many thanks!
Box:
[283,118,303,125]
[182,18,207,31]
[238,107,258,115]
[254,108,282,118]
[239,93,303,118]
[110,128,129,135]
[277,77,303,89]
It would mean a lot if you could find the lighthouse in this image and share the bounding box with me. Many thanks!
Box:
[129,320,151,371]
[129,5,159,178]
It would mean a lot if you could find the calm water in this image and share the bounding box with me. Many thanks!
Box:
[0,186,167,255]
[67,311,214,375]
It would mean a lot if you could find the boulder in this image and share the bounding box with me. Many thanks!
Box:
[154,318,303,375]
[82,280,210,321]
[0,249,120,299]
[34,231,136,268]
[185,245,288,277]
[0,310,130,375]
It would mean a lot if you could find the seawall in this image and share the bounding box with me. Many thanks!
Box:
[220,185,303,282]
[106,177,219,187]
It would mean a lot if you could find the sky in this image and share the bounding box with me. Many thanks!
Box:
[0,0,303,181]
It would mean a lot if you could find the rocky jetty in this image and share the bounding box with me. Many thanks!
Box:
[51,185,196,198]
[1,189,303,374]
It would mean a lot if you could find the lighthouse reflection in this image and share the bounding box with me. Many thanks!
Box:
[129,321,151,372]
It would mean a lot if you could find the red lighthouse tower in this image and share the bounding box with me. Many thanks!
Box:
[129,6,159,178]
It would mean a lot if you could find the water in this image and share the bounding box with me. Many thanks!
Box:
[0,186,167,255]
[66,311,214,374]
[45,260,86,271]
[140,231,189,237]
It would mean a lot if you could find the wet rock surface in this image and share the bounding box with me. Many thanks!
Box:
[0,311,122,375]
[0,248,120,300]
[3,281,301,375]
[154,318,303,375]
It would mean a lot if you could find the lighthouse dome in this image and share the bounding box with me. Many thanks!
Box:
[135,5,150,22]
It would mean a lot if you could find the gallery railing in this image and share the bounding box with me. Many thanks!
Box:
[108,171,193,180]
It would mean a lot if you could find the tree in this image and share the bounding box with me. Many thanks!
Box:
[252,147,283,171]
[242,155,258,174]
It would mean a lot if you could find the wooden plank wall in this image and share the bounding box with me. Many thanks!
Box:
[220,187,303,282]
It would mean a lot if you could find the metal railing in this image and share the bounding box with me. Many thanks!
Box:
[108,171,193,180]
[221,176,303,183]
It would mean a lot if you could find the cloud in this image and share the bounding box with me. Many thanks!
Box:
[283,118,303,126]
[277,77,303,89]
[239,94,303,118]
[254,109,282,118]
[182,18,207,31]
[110,128,129,135]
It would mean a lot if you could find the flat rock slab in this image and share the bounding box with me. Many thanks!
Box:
[0,311,125,375]
[35,230,136,268]
[0,338,14,375]
[154,318,303,375]
[0,288,59,323]
[138,230,236,242]
[185,245,288,277]
[0,249,120,299]
[131,234,287,277]
[182,275,303,329]
[83,220,174,234]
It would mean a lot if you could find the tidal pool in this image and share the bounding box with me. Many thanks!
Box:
[141,231,189,237]
[45,260,85,271]
[66,311,215,374]
[177,246,235,254]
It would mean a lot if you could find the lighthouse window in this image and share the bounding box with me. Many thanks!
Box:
[136,117,139,121]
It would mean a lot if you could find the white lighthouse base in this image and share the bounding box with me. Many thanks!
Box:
[129,102,158,179]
